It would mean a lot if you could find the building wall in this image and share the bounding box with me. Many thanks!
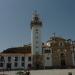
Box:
[44,54,52,67]
[0,54,32,70]
[43,47,52,67]
[31,25,42,55]
[47,37,73,68]
[72,52,75,66]
[71,45,75,66]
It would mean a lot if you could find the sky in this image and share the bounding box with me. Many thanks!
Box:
[0,0,75,51]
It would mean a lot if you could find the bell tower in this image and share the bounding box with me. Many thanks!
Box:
[31,11,42,55]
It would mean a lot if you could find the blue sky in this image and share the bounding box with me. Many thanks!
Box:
[0,0,75,51]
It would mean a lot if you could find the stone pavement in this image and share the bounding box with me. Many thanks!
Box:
[0,69,75,75]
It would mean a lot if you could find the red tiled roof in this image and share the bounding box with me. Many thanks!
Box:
[2,46,31,54]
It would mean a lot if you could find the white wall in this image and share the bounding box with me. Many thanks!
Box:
[0,54,32,70]
[31,25,42,55]
[42,47,52,67]
[44,54,52,67]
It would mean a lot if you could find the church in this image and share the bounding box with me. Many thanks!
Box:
[0,12,75,70]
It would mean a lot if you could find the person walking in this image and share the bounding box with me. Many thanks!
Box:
[25,69,30,75]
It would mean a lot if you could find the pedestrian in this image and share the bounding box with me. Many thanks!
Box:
[25,69,30,75]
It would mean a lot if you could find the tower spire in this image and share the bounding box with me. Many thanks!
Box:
[31,11,42,28]
[32,10,38,17]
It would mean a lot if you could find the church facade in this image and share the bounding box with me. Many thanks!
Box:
[47,36,75,68]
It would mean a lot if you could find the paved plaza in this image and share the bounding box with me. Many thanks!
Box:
[0,69,75,75]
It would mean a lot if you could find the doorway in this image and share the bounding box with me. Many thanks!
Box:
[60,53,65,67]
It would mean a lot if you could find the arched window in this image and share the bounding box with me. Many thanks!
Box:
[59,42,64,47]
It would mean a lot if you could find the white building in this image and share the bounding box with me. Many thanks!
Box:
[0,53,32,70]
[0,44,53,70]
[0,12,53,70]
